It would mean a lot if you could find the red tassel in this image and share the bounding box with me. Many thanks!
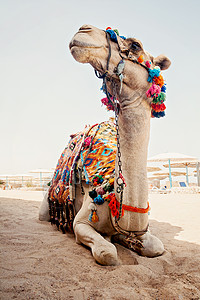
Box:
[151,103,166,112]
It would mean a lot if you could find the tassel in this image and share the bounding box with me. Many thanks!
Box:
[91,211,99,223]
[93,195,104,205]
[55,217,60,229]
[151,103,166,112]
[88,211,93,222]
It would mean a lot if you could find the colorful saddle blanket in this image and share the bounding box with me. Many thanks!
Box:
[48,121,117,204]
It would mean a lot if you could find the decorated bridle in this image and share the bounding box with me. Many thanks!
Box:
[95,27,167,118]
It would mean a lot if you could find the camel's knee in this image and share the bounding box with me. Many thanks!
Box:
[91,241,119,266]
[39,193,50,221]
[74,222,118,266]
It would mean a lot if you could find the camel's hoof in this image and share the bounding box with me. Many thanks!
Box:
[137,232,164,258]
[92,243,119,266]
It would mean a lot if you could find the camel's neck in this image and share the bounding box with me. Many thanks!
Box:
[115,98,151,232]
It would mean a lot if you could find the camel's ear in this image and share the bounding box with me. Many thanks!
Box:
[153,55,171,70]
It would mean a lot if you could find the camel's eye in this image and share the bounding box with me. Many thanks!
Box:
[131,42,141,52]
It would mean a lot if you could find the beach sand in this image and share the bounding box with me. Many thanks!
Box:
[0,191,200,299]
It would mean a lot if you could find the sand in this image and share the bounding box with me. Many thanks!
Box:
[0,191,200,300]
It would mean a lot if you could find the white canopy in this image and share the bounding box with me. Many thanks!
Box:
[148,153,198,163]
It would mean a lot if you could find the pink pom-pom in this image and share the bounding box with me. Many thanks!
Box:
[84,137,92,147]
[146,83,161,98]
[101,97,109,105]
[101,97,115,111]
[96,186,105,196]
[145,61,151,68]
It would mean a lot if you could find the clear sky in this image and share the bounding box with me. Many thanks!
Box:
[1,0,200,175]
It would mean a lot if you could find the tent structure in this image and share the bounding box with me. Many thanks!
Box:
[147,166,161,172]
[148,153,198,188]
[163,161,199,185]
[153,170,187,177]
[163,161,200,186]
[14,174,33,186]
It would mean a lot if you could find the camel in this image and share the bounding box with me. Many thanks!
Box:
[39,24,171,266]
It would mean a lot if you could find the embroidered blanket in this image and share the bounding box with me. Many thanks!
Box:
[48,121,117,203]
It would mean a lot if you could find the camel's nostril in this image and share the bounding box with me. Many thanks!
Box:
[79,25,92,32]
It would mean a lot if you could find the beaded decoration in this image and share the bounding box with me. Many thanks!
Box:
[100,27,167,118]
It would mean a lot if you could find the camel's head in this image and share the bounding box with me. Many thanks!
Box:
[69,25,171,115]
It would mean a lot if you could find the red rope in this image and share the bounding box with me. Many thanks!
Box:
[122,201,149,214]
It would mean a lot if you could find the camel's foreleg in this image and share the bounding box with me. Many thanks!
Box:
[73,221,119,266]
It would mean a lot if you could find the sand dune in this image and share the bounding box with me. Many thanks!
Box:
[0,193,200,299]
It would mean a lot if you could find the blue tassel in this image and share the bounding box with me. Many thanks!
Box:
[93,195,104,205]
[147,68,161,82]
[88,211,93,222]
[106,30,118,43]
[152,111,165,118]
[161,84,167,93]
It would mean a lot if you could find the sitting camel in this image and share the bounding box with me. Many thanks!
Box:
[39,24,171,266]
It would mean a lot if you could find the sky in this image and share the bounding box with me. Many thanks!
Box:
[1,0,200,175]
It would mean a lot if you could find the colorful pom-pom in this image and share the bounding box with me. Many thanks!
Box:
[145,61,151,68]
[161,84,167,93]
[146,83,161,98]
[151,103,166,112]
[154,92,166,103]
[138,55,144,63]
[84,136,92,147]
[151,110,165,118]
[120,35,126,40]
[92,175,104,185]
[101,97,115,111]
[147,67,161,82]
[154,74,164,88]
[96,186,105,196]
[106,27,112,30]
[89,190,97,199]
[94,195,104,205]
[106,29,118,43]
[109,178,115,185]
[114,29,119,36]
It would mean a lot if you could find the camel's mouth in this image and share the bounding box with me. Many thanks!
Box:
[69,39,103,51]
[69,38,104,64]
